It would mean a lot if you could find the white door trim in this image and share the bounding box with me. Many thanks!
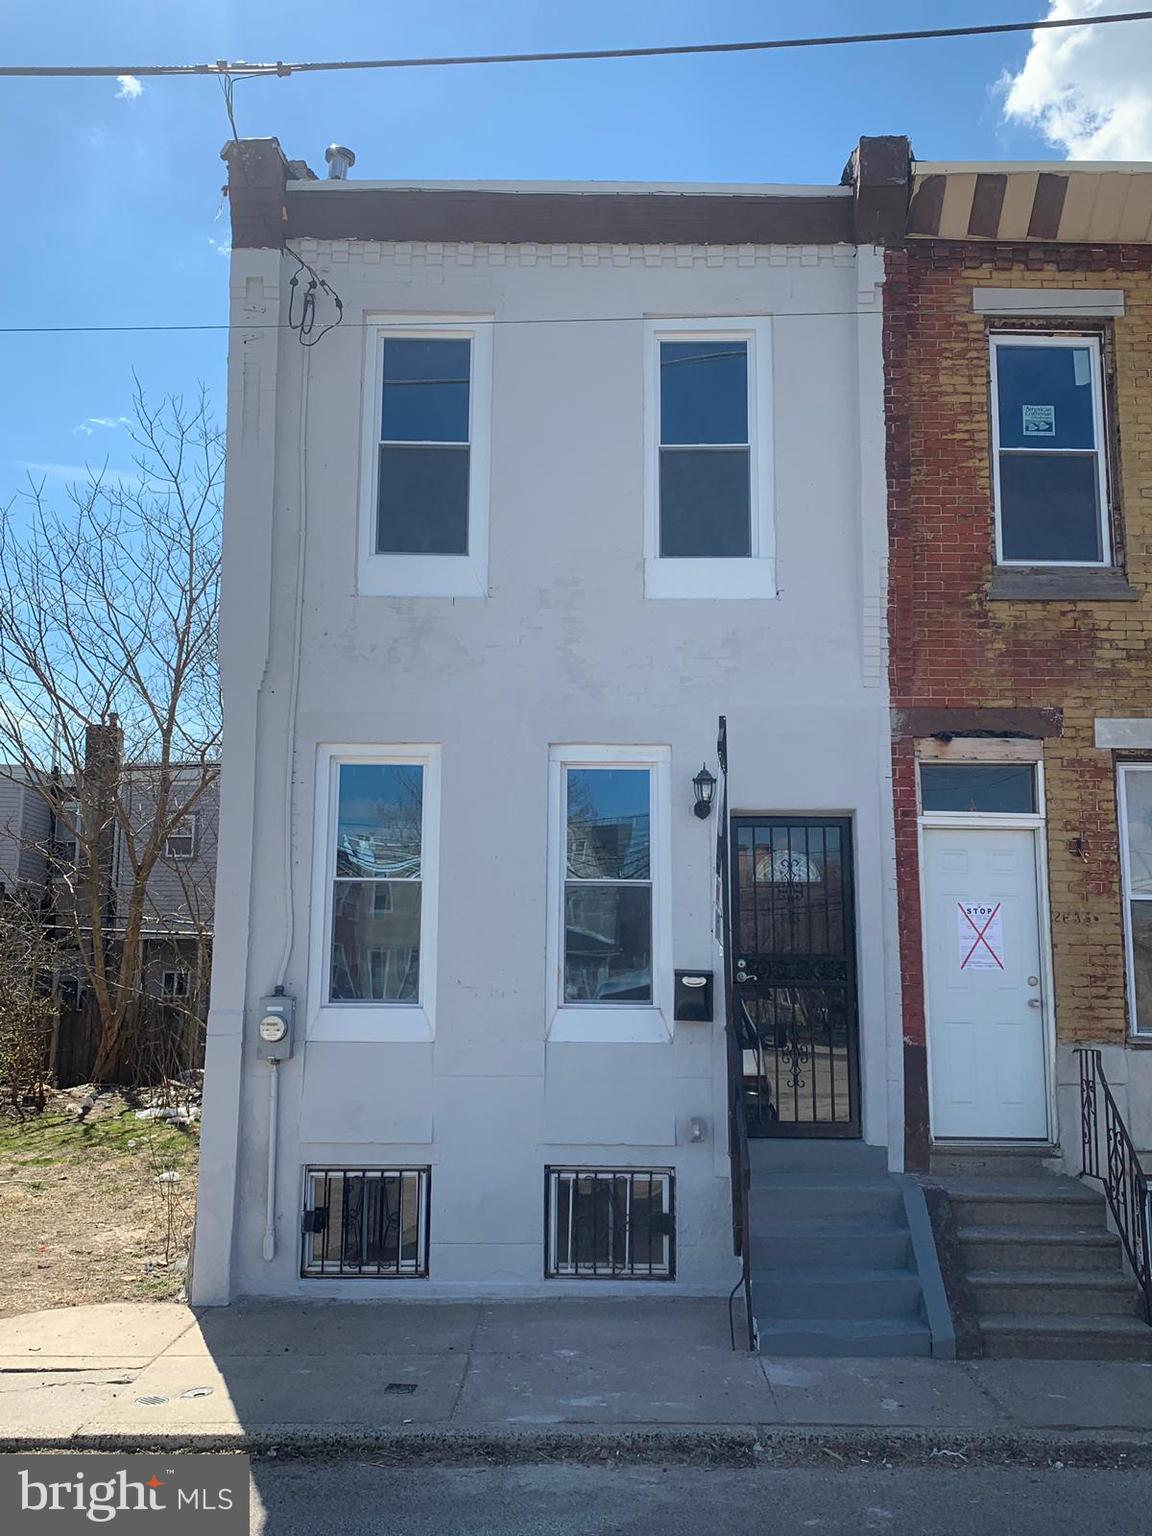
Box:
[917,795,1057,1143]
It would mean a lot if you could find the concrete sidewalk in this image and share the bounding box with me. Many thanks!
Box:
[3,1298,1152,1462]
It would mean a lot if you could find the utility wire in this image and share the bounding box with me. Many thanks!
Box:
[0,302,1142,336]
[4,11,1152,79]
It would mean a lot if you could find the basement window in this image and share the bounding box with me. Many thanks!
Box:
[545,1167,675,1279]
[990,334,1111,567]
[301,1167,430,1277]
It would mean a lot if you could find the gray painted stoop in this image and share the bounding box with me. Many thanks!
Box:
[929,1143,1152,1360]
[747,1140,954,1359]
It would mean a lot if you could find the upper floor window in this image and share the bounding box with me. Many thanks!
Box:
[547,745,672,1042]
[310,746,441,1041]
[359,320,492,599]
[990,334,1110,567]
[644,319,775,600]
[165,814,197,860]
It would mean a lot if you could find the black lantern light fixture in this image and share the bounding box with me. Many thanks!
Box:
[692,763,717,819]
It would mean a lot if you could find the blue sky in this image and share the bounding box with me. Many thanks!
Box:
[0,1,1141,495]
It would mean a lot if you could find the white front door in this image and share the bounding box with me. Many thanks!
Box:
[923,826,1049,1140]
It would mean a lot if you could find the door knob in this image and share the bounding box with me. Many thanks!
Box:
[1027,997,1042,1008]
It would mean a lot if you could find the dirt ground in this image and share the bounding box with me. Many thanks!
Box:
[0,1087,199,1318]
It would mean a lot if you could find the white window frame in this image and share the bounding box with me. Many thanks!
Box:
[546,745,672,1043]
[164,812,197,861]
[1117,763,1152,1038]
[989,332,1111,569]
[309,744,441,1042]
[358,316,493,598]
[545,1166,674,1279]
[643,317,775,600]
[301,1166,430,1278]
[161,968,190,999]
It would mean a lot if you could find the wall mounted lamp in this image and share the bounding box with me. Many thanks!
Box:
[692,764,717,819]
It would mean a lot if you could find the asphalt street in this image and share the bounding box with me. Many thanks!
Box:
[247,1463,1152,1536]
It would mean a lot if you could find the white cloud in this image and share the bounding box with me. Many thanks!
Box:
[115,75,143,101]
[17,461,138,487]
[73,416,131,437]
[1001,1,1152,159]
[207,236,232,258]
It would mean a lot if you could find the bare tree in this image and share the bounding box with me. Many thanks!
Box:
[0,386,221,1081]
[0,892,58,1110]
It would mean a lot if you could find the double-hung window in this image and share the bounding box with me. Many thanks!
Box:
[1118,765,1152,1037]
[644,319,774,599]
[990,334,1111,566]
[359,319,492,598]
[311,747,440,1041]
[548,746,671,1041]
[165,813,197,860]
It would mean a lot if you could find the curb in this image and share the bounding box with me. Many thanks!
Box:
[3,1424,1152,1468]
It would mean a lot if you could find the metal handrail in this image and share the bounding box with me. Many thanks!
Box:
[1077,1047,1152,1325]
[726,1019,756,1350]
[716,715,756,1351]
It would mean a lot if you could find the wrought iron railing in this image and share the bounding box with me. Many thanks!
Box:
[726,1010,756,1350]
[1078,1047,1152,1325]
[717,715,756,1351]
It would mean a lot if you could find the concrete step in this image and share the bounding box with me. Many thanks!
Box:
[751,1268,923,1321]
[960,1225,1124,1273]
[749,1139,890,1176]
[750,1221,911,1272]
[756,1317,932,1359]
[947,1182,1105,1231]
[979,1312,1152,1361]
[970,1270,1141,1318]
[930,1143,1060,1178]
[748,1178,905,1225]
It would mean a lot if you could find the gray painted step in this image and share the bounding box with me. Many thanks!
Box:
[749,1179,905,1224]
[930,1143,1060,1178]
[751,1222,911,1271]
[979,1312,1152,1361]
[749,1140,890,1176]
[947,1186,1104,1230]
[751,1269,923,1321]
[757,1318,932,1359]
[969,1270,1140,1318]
[960,1225,1123,1273]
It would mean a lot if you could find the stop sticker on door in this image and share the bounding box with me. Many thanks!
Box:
[957,901,1004,971]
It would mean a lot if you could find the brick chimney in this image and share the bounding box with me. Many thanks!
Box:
[82,715,123,927]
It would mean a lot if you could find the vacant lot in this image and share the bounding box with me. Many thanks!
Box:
[0,1091,198,1318]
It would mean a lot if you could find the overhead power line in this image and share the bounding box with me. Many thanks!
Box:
[4,11,1152,79]
[0,301,1143,336]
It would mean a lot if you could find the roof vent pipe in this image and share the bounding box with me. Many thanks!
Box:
[325,144,356,181]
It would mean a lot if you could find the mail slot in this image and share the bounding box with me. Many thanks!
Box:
[674,970,714,1023]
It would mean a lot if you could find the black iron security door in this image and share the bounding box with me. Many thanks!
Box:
[731,817,861,1137]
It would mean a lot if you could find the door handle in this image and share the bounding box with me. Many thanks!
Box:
[1027,997,1042,1008]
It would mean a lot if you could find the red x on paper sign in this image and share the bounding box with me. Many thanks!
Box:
[958,901,1004,971]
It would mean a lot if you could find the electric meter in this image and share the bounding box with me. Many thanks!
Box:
[256,993,295,1060]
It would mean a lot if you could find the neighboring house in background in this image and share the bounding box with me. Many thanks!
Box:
[885,161,1152,1169]
[0,733,219,1013]
[194,134,908,1328]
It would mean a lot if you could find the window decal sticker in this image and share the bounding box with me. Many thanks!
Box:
[1022,404,1056,437]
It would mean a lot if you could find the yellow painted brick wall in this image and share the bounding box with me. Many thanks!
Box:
[888,243,1152,1046]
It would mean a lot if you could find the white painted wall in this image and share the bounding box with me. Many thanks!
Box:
[193,228,899,1303]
